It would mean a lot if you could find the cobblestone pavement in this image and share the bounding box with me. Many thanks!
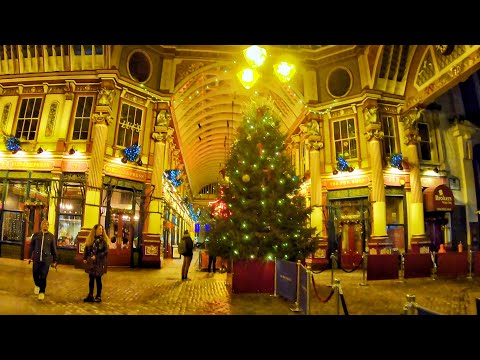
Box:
[1,251,479,315]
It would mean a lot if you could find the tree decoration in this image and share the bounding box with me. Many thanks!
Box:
[242,174,251,182]
[207,99,320,262]
[123,144,141,162]
[4,135,21,152]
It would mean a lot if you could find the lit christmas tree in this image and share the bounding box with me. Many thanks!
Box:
[208,99,320,262]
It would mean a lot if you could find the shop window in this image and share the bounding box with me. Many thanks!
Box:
[417,122,432,161]
[58,183,84,247]
[72,96,94,140]
[15,97,43,141]
[381,115,397,158]
[116,103,143,148]
[332,118,357,160]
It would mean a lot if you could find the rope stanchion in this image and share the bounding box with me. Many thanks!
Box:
[271,257,278,297]
[306,266,311,315]
[330,252,337,286]
[336,256,364,273]
[290,260,302,313]
[430,251,437,281]
[467,249,473,280]
[334,278,340,315]
[396,253,405,283]
[403,294,417,315]
[359,252,368,286]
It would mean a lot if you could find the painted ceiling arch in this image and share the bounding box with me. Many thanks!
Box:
[172,57,307,195]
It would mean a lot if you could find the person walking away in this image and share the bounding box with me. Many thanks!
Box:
[207,244,217,273]
[83,224,110,303]
[28,219,57,300]
[181,230,194,280]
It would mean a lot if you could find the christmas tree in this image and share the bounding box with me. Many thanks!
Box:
[208,99,320,262]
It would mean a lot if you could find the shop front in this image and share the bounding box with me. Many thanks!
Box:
[423,183,455,251]
[0,169,51,261]
[326,181,371,270]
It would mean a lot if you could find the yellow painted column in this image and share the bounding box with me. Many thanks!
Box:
[291,134,300,177]
[402,108,427,253]
[148,127,169,234]
[308,136,324,237]
[362,103,389,255]
[84,101,113,229]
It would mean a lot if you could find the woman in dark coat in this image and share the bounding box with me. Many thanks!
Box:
[83,224,110,303]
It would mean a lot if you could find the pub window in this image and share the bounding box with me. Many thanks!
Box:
[116,103,143,148]
[386,195,405,253]
[332,118,357,160]
[417,122,432,161]
[381,115,397,158]
[72,96,94,140]
[58,182,84,248]
[15,97,43,141]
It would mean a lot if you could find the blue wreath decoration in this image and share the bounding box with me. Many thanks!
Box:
[123,144,141,162]
[4,135,21,152]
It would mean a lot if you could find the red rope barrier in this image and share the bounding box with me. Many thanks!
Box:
[311,275,335,303]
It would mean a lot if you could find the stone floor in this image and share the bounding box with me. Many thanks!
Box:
[1,250,479,316]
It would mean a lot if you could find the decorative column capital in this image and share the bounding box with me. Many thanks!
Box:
[404,127,421,146]
[363,105,379,127]
[299,119,321,137]
[306,135,324,150]
[92,113,113,126]
[364,123,384,141]
[401,107,425,131]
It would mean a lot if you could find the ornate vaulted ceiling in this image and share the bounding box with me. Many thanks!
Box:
[118,45,480,198]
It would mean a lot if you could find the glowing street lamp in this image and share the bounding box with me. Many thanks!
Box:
[274,61,296,83]
[243,45,267,68]
[237,68,260,89]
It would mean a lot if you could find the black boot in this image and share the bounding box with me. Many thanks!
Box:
[83,294,94,302]
[94,295,102,303]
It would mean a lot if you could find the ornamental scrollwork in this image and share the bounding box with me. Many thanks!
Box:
[364,129,384,141]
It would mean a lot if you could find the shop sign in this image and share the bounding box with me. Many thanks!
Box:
[424,184,455,212]
[325,175,369,190]
[384,174,409,186]
[62,160,88,172]
[0,159,56,170]
[104,163,146,182]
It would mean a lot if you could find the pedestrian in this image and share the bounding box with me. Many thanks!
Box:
[28,219,57,300]
[83,224,110,303]
[181,229,194,280]
[207,246,217,274]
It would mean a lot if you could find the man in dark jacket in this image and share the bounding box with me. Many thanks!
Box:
[181,230,194,280]
[28,219,57,300]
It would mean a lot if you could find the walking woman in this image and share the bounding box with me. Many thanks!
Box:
[83,224,110,303]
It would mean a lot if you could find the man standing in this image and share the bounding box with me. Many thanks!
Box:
[180,230,194,280]
[28,219,57,300]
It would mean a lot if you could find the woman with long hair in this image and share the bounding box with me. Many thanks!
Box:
[83,224,110,303]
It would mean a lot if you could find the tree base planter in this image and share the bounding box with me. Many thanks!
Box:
[232,259,275,294]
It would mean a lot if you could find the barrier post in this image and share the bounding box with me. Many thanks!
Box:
[467,250,473,280]
[330,252,336,286]
[359,252,368,286]
[334,278,340,315]
[430,251,437,280]
[306,266,311,315]
[396,253,405,283]
[289,260,302,313]
[271,257,278,297]
[403,294,417,315]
